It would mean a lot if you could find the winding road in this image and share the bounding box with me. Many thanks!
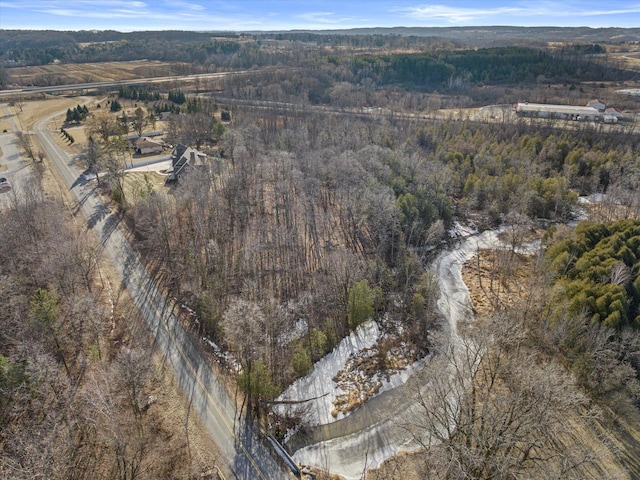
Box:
[33,109,292,480]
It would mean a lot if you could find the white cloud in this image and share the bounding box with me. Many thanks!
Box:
[398,1,640,24]
[398,4,539,23]
[295,11,366,27]
[162,0,206,12]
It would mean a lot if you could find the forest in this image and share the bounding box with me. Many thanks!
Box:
[546,220,640,328]
[1,28,634,89]
[132,105,636,370]
[0,179,220,478]
[345,46,632,89]
[2,25,640,480]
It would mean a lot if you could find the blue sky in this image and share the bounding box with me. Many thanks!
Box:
[1,1,639,31]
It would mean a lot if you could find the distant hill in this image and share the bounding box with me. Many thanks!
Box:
[2,26,639,68]
[272,26,640,46]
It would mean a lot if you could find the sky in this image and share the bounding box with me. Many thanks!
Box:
[0,0,639,32]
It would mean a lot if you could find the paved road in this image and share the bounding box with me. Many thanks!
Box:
[0,104,33,210]
[33,110,292,480]
[0,69,288,98]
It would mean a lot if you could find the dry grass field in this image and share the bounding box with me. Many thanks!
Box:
[6,60,177,86]
[11,94,96,131]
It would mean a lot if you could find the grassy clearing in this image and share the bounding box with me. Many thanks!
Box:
[122,171,168,205]
[12,95,96,131]
[6,60,176,86]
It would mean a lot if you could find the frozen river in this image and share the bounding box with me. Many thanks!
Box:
[280,227,516,479]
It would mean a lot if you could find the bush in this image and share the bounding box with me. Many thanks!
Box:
[348,279,375,329]
[291,347,312,377]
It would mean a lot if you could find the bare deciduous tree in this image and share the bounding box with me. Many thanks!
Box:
[403,313,597,480]
[16,131,36,162]
[80,136,105,183]
[132,107,147,137]
[86,112,119,143]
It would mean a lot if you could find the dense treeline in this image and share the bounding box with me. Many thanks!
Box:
[118,85,161,102]
[0,29,435,68]
[5,27,639,69]
[546,220,640,328]
[259,31,456,50]
[346,47,635,90]
[3,29,632,92]
[214,51,639,111]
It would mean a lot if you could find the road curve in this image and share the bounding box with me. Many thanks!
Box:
[33,109,292,480]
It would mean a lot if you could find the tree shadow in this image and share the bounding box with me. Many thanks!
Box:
[71,173,88,189]
[101,213,122,243]
[87,202,110,230]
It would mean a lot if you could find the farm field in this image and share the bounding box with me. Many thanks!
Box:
[6,60,178,86]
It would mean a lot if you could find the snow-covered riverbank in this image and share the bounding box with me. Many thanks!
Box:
[283,227,513,479]
[275,318,426,427]
[275,320,382,426]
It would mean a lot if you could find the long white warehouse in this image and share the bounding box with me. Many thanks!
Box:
[514,102,601,121]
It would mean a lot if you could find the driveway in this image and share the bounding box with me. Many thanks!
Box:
[0,104,33,210]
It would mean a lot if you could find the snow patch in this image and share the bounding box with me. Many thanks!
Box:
[275,319,381,426]
[203,337,241,372]
[277,318,308,346]
[448,221,478,238]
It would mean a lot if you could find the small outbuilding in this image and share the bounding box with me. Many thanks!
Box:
[604,107,622,118]
[604,108,623,123]
[132,136,164,155]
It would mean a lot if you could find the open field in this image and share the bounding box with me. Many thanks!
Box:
[11,94,95,131]
[6,60,178,86]
[462,248,536,317]
[123,171,169,204]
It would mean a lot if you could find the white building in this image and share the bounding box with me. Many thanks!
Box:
[515,103,601,121]
[604,108,623,123]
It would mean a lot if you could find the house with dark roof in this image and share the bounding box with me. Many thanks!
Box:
[165,144,208,183]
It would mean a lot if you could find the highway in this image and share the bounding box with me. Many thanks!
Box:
[33,109,292,480]
[0,69,271,98]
